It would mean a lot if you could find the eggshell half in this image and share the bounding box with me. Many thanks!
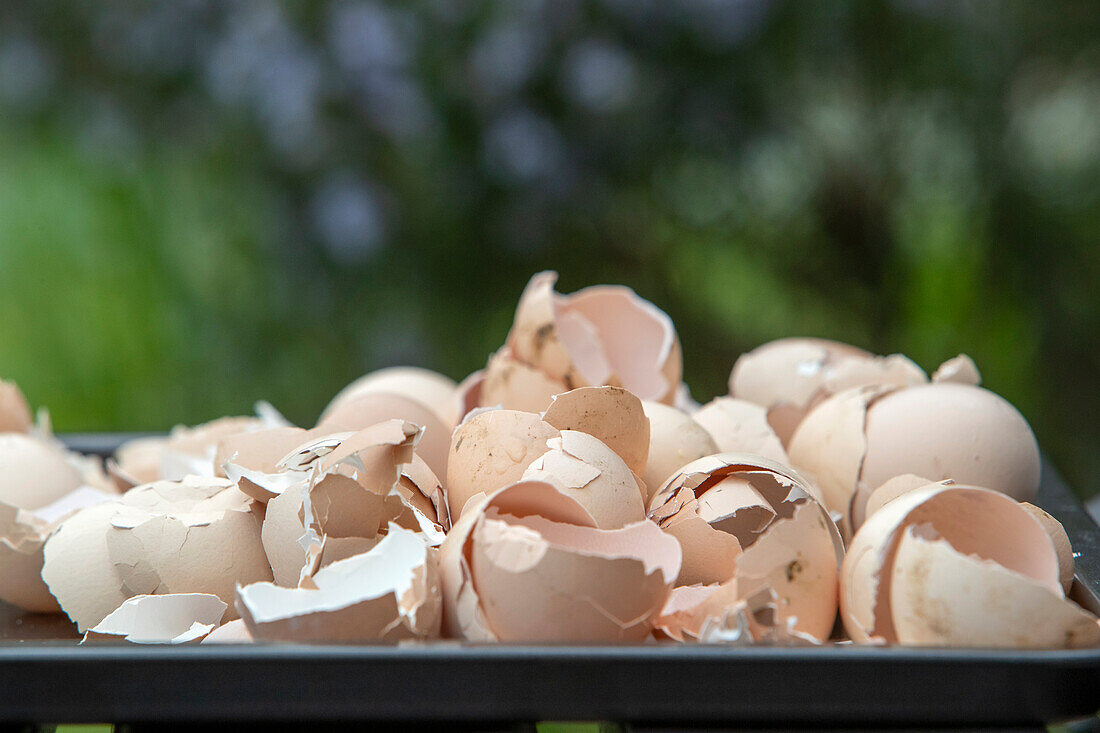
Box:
[889,530,1100,648]
[0,379,33,433]
[1021,502,1075,595]
[236,526,441,642]
[693,397,789,465]
[83,593,227,644]
[542,386,650,476]
[446,409,559,520]
[640,401,718,501]
[322,367,458,428]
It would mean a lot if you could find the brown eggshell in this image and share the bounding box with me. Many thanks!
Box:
[110,436,169,489]
[480,347,568,414]
[446,409,560,520]
[541,386,650,476]
[470,510,680,642]
[693,397,789,465]
[0,434,84,510]
[640,401,718,501]
[201,618,254,644]
[654,582,742,642]
[0,379,33,433]
[322,366,459,428]
[83,593,228,644]
[1021,502,1075,595]
[261,482,310,588]
[159,416,267,480]
[889,530,1100,648]
[453,369,485,425]
[840,484,1061,644]
[398,454,449,531]
[729,338,925,444]
[316,391,449,480]
[855,475,951,531]
[236,526,441,642]
[521,430,646,529]
[507,271,681,404]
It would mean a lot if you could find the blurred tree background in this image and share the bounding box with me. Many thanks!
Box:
[0,1,1098,499]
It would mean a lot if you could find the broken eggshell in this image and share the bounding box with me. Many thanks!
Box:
[692,396,789,465]
[236,525,441,642]
[201,618,253,643]
[788,382,1041,537]
[82,593,228,644]
[1020,502,1075,595]
[840,484,1099,647]
[439,479,681,642]
[541,385,650,477]
[640,401,718,502]
[505,271,682,405]
[480,347,568,414]
[0,434,85,510]
[0,379,33,433]
[322,366,459,429]
[648,453,842,641]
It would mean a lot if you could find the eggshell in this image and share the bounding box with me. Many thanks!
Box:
[648,453,841,641]
[521,430,646,529]
[0,379,33,433]
[729,338,926,444]
[83,593,227,644]
[932,354,981,385]
[201,618,253,644]
[889,530,1100,648]
[840,484,1062,644]
[654,582,742,642]
[236,525,441,642]
[159,416,267,480]
[398,454,449,531]
[480,348,568,414]
[541,386,650,476]
[453,369,486,424]
[109,436,168,489]
[316,391,449,479]
[322,366,459,428]
[470,510,680,641]
[507,271,681,404]
[693,397,789,465]
[856,475,951,531]
[1021,502,1076,595]
[640,401,718,501]
[105,482,273,620]
[0,486,116,612]
[789,383,1041,536]
[0,434,84,510]
[261,482,309,587]
[42,502,129,631]
[445,409,559,520]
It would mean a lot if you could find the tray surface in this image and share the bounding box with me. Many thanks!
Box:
[0,434,1096,726]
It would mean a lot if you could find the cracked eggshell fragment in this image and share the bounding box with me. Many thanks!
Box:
[856,475,951,531]
[201,618,253,643]
[261,483,310,587]
[42,502,128,631]
[215,427,327,500]
[648,453,842,641]
[729,338,926,445]
[446,409,559,520]
[693,397,789,465]
[480,348,568,414]
[440,479,680,642]
[888,530,1100,648]
[640,401,718,501]
[541,386,650,476]
[236,525,441,642]
[0,486,116,612]
[789,382,1041,537]
[839,484,1092,647]
[316,391,449,479]
[105,481,273,620]
[507,271,682,404]
[932,354,981,385]
[521,430,645,529]
[1021,502,1075,595]
[83,593,227,644]
[322,366,459,428]
[0,434,84,510]
[159,416,268,480]
[0,379,33,433]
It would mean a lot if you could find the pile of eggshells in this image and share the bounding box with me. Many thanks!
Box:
[1,271,1098,648]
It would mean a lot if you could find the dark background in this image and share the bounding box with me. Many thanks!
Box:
[1,1,1098,500]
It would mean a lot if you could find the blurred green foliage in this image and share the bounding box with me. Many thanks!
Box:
[0,1,1098,498]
